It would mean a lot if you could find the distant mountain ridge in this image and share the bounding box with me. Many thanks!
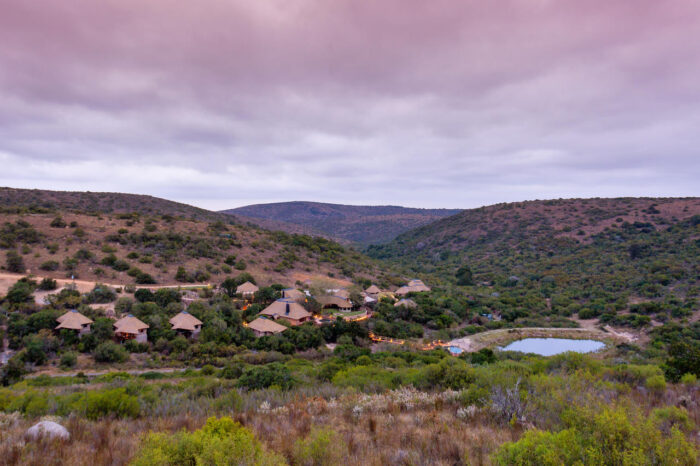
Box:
[222,201,462,244]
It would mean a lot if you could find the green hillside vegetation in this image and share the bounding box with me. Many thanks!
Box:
[0,209,389,286]
[368,198,700,333]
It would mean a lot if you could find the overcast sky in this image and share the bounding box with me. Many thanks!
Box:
[1,0,699,210]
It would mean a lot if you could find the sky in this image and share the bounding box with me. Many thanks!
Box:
[0,0,699,210]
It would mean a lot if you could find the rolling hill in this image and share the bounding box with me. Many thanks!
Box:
[368,197,700,326]
[369,197,700,260]
[222,201,461,245]
[0,189,396,287]
[0,187,235,223]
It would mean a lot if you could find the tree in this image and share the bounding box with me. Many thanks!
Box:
[664,341,700,382]
[135,288,155,303]
[456,265,474,286]
[6,279,35,305]
[5,250,25,273]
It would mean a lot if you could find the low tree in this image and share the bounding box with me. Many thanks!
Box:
[5,250,25,273]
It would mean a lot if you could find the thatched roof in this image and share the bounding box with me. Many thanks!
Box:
[169,311,203,331]
[365,285,381,294]
[317,295,353,309]
[114,314,149,334]
[236,281,259,293]
[395,280,431,295]
[259,299,311,321]
[248,317,287,334]
[55,310,93,330]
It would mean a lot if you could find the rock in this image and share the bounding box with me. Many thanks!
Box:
[26,420,70,441]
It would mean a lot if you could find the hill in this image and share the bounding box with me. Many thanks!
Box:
[368,197,700,327]
[0,190,394,287]
[0,187,234,223]
[222,201,461,244]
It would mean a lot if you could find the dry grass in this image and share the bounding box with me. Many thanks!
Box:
[0,390,514,466]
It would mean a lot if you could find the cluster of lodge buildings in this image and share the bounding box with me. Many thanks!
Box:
[53,278,431,343]
[54,309,203,344]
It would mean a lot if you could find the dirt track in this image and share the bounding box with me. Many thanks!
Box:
[0,272,210,296]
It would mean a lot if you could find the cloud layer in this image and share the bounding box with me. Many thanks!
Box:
[1,0,699,209]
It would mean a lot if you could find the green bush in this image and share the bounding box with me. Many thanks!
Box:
[236,364,295,391]
[131,416,285,466]
[493,406,698,465]
[74,387,140,420]
[293,427,346,466]
[93,342,129,363]
[39,260,60,271]
[60,352,78,369]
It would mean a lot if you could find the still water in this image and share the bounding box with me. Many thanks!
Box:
[501,338,605,356]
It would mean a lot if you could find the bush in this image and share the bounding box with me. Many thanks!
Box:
[135,272,157,284]
[134,289,155,303]
[5,279,35,304]
[5,250,25,273]
[93,342,129,363]
[50,217,67,228]
[37,277,58,291]
[293,427,346,466]
[131,417,285,466]
[493,406,698,465]
[236,364,295,391]
[74,387,140,420]
[39,260,60,271]
[645,375,667,394]
[124,340,149,353]
[60,352,78,369]
[83,284,117,304]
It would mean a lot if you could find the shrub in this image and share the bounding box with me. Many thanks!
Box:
[236,363,295,391]
[645,375,667,394]
[39,260,60,271]
[37,277,58,291]
[50,217,67,228]
[60,352,78,369]
[135,272,157,284]
[5,279,35,304]
[131,417,285,466]
[293,427,347,466]
[493,406,698,465]
[93,342,129,363]
[212,390,244,412]
[5,250,25,273]
[134,289,155,303]
[83,284,117,304]
[75,388,140,420]
[124,340,149,353]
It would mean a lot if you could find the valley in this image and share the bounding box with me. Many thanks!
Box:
[0,192,698,465]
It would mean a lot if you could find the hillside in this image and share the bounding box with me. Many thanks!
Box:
[370,197,700,258]
[222,201,461,244]
[0,192,394,287]
[369,197,700,328]
[0,187,235,223]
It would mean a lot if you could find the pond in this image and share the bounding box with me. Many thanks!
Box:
[448,346,464,355]
[501,338,605,356]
